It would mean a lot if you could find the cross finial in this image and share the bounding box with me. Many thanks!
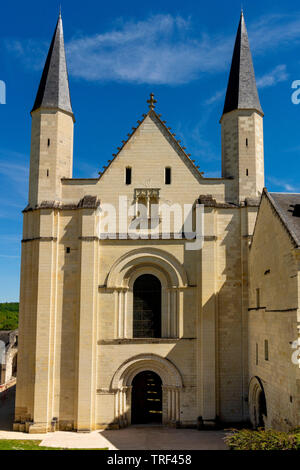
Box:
[147,93,157,110]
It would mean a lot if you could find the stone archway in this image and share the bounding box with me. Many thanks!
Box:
[249,376,268,429]
[106,248,188,339]
[110,354,183,427]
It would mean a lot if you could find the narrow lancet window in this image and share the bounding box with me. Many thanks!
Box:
[125,167,132,185]
[165,167,171,185]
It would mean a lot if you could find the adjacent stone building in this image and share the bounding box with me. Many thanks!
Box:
[248,190,300,430]
[0,330,18,389]
[13,11,300,433]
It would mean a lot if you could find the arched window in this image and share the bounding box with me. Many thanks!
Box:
[133,274,161,338]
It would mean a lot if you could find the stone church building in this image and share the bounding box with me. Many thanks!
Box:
[14,12,300,433]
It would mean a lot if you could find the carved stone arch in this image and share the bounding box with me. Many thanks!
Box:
[106,247,188,289]
[111,353,183,390]
[107,248,188,339]
[249,376,268,429]
[111,354,183,427]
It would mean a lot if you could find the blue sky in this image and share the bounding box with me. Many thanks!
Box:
[1,0,300,301]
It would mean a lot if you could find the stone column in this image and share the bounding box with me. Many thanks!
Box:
[178,288,184,338]
[175,389,180,422]
[167,387,172,420]
[171,289,177,338]
[14,212,35,425]
[76,209,99,431]
[167,290,171,337]
[116,288,128,339]
[200,210,217,423]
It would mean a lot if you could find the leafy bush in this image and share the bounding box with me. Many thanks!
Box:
[224,428,300,451]
[0,303,19,330]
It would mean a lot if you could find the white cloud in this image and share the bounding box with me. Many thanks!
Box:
[0,161,28,188]
[176,115,219,163]
[6,12,300,86]
[65,14,232,85]
[256,64,288,88]
[267,176,299,192]
[5,39,48,70]
[249,13,300,52]
[204,89,225,105]
[0,152,29,208]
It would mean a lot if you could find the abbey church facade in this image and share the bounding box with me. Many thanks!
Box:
[14,12,300,433]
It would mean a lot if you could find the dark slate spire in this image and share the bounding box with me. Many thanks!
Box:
[31,12,73,116]
[223,11,263,116]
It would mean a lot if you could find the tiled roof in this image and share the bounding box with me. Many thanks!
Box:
[267,191,300,247]
[223,11,263,116]
[31,13,73,117]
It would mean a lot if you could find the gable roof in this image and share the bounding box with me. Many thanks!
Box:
[98,102,205,182]
[263,189,300,247]
[223,11,263,116]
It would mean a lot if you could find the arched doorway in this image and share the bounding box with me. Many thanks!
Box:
[111,354,183,427]
[249,376,267,429]
[133,274,161,338]
[256,389,267,428]
[131,371,162,424]
[12,353,17,378]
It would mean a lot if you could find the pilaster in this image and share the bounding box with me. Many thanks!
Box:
[76,209,99,431]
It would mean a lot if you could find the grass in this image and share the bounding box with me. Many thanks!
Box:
[0,439,107,450]
[0,303,19,330]
[224,428,300,450]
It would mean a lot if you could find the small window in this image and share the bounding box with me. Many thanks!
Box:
[46,169,49,177]
[47,138,51,147]
[125,167,132,185]
[264,340,269,361]
[165,167,171,185]
[246,169,249,176]
[256,288,260,309]
[256,343,258,366]
[246,138,248,147]
[66,247,70,254]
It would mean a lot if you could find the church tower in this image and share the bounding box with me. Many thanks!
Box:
[28,12,74,207]
[221,11,264,204]
[14,13,75,434]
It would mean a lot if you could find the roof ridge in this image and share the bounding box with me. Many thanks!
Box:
[264,189,300,247]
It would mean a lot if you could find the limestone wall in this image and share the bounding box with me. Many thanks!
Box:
[248,195,300,430]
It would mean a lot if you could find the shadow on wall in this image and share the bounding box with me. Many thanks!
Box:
[0,385,16,431]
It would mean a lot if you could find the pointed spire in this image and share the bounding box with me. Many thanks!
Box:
[31,13,73,116]
[223,11,263,116]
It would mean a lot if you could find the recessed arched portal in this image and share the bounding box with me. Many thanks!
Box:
[133,274,161,338]
[249,376,268,429]
[131,370,162,424]
[111,354,183,427]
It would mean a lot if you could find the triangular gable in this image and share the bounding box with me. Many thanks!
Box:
[98,108,204,182]
[252,188,300,249]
